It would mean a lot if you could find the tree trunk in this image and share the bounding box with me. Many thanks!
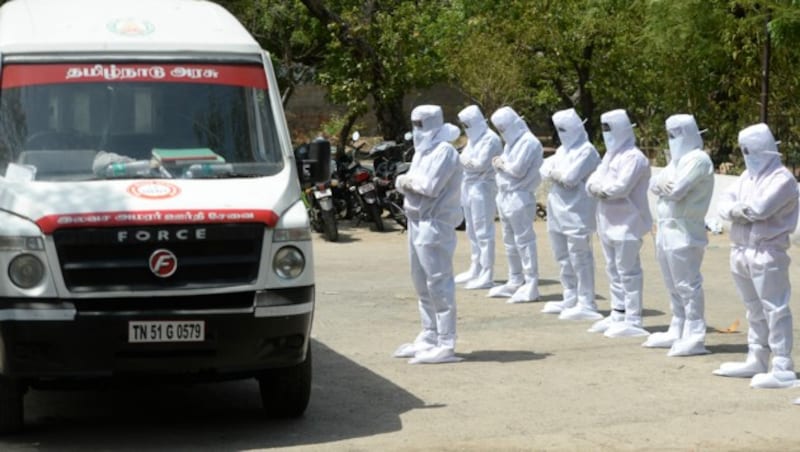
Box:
[374,93,407,141]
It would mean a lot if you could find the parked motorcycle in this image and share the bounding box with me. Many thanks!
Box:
[295,139,339,241]
[369,136,411,230]
[333,132,385,232]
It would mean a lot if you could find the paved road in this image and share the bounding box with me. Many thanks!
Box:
[2,219,799,451]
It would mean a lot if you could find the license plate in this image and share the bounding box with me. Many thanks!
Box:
[358,183,375,194]
[313,188,332,199]
[128,320,205,343]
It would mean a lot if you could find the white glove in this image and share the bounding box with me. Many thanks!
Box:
[659,180,674,195]
[396,174,414,193]
[729,203,749,223]
[587,182,602,197]
[492,156,506,171]
[549,169,563,184]
[459,153,474,169]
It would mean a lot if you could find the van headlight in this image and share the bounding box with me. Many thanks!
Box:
[8,253,46,288]
[273,246,305,279]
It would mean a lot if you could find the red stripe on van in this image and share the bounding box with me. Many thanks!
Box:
[1,64,268,89]
[36,209,280,234]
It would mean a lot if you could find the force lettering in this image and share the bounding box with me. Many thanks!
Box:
[117,228,207,243]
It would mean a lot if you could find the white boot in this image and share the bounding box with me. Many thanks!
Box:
[393,331,436,358]
[750,356,798,389]
[455,264,479,284]
[559,305,603,321]
[605,321,649,338]
[667,319,709,357]
[588,312,620,333]
[507,282,539,304]
[642,316,684,349]
[464,268,493,290]
[487,281,523,298]
[713,346,769,378]
[408,345,461,364]
[541,301,566,314]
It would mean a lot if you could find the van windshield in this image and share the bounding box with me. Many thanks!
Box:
[0,63,284,181]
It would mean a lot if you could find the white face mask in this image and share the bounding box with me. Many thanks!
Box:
[743,150,780,175]
[602,131,615,152]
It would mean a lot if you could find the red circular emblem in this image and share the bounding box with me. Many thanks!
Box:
[149,249,177,278]
[127,181,181,199]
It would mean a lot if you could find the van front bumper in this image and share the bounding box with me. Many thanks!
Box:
[0,287,314,381]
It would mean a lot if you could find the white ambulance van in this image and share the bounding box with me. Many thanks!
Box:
[0,0,317,432]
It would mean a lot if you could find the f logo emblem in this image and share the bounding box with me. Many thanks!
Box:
[149,249,178,278]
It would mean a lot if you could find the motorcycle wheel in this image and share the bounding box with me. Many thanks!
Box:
[368,203,385,232]
[388,202,407,229]
[322,209,339,242]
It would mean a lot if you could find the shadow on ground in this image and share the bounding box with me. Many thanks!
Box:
[458,350,552,363]
[2,340,422,450]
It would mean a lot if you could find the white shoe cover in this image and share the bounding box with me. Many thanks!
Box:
[455,268,478,284]
[587,315,614,333]
[558,305,604,321]
[541,301,565,314]
[713,361,768,378]
[667,337,710,357]
[793,397,800,405]
[464,275,494,290]
[393,340,435,358]
[507,283,538,304]
[750,370,798,389]
[642,331,680,348]
[487,282,522,298]
[604,322,649,338]
[408,346,463,364]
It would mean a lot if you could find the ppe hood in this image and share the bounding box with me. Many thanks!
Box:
[665,114,703,163]
[0,175,293,234]
[600,109,636,155]
[739,123,781,176]
[411,104,459,153]
[458,105,489,144]
[491,106,529,147]
[552,108,588,150]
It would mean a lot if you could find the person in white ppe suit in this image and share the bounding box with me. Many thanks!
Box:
[392,105,463,364]
[487,106,543,303]
[643,114,714,356]
[454,105,503,289]
[539,108,603,320]
[713,123,799,389]
[586,109,653,338]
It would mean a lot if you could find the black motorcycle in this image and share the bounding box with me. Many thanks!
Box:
[295,140,339,242]
[333,132,385,232]
[369,136,411,230]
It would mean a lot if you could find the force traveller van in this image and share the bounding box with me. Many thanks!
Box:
[0,0,317,432]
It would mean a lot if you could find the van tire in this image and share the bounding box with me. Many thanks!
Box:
[0,376,24,435]
[258,346,312,418]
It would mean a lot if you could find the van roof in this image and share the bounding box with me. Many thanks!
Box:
[0,0,262,56]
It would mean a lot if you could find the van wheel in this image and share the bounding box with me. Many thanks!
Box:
[0,376,24,435]
[258,346,312,418]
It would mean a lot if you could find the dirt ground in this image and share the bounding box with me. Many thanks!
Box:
[305,218,800,451]
[2,218,799,451]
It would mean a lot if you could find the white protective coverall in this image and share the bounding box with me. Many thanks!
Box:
[454,105,503,289]
[642,114,714,356]
[488,106,543,303]
[586,109,653,338]
[713,123,799,389]
[539,108,603,320]
[392,105,464,364]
